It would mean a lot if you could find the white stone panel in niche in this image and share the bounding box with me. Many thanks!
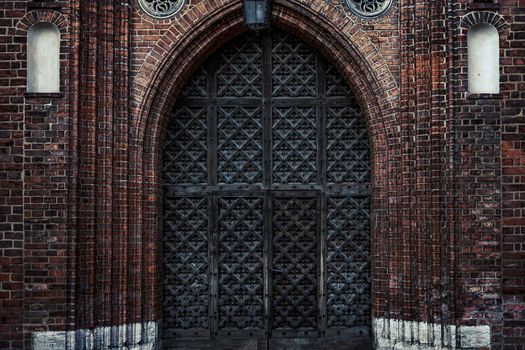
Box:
[468,23,500,94]
[27,22,60,93]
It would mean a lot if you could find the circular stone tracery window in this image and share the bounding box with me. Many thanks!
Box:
[344,0,394,18]
[138,0,185,19]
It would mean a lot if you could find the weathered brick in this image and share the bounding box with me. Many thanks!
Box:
[0,0,523,349]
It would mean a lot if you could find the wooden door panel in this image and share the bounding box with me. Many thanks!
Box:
[162,29,372,349]
[218,197,265,331]
[271,197,319,333]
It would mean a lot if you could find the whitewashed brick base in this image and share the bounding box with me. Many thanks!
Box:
[373,317,491,349]
[32,318,491,349]
[32,321,158,350]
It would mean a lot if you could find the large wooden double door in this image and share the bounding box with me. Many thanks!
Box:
[162,30,372,349]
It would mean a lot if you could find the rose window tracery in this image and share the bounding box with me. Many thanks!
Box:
[345,0,394,18]
[138,0,185,19]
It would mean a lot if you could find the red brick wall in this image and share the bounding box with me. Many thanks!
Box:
[0,0,523,349]
[500,0,525,348]
[397,0,460,330]
[1,1,74,349]
[455,6,505,349]
[455,2,525,349]
[0,2,26,347]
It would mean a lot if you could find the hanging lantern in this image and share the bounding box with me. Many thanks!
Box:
[243,0,271,30]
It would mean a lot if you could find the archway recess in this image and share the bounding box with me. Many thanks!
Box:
[129,1,399,348]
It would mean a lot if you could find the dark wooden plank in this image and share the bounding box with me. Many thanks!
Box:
[163,183,372,197]
[317,54,328,338]
[263,192,272,340]
[263,33,273,189]
[209,195,219,339]
[175,96,357,107]
[208,58,218,187]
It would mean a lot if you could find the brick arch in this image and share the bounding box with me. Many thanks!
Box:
[460,11,509,37]
[130,0,401,326]
[133,0,398,147]
[15,10,68,36]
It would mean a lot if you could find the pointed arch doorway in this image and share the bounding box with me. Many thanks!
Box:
[162,30,372,350]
